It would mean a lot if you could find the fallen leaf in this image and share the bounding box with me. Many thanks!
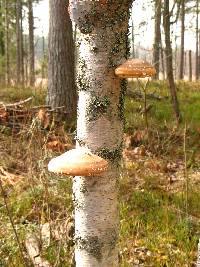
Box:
[46,140,74,152]
[46,140,65,152]
[37,109,50,129]
[0,110,9,123]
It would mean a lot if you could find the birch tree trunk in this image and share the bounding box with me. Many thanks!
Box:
[69,1,132,266]
[47,0,77,120]
[28,0,35,87]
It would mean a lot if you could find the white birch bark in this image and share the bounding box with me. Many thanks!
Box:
[69,1,132,266]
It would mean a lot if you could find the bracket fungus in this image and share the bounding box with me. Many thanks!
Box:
[48,147,109,176]
[115,58,156,78]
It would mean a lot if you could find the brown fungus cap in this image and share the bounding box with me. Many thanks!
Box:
[48,148,108,176]
[115,58,156,78]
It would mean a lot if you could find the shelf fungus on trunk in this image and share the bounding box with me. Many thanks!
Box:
[115,58,156,78]
[48,147,109,176]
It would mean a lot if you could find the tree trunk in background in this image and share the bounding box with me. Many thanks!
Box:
[0,0,4,56]
[179,0,185,80]
[69,0,131,266]
[153,0,161,79]
[5,0,10,86]
[163,0,181,122]
[196,0,199,80]
[184,51,187,76]
[131,9,135,57]
[28,0,35,87]
[20,5,24,86]
[42,36,45,79]
[174,35,178,79]
[189,50,192,81]
[24,34,28,86]
[47,0,77,120]
[16,0,24,86]
[160,40,165,79]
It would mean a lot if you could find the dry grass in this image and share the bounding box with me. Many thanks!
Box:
[0,82,200,266]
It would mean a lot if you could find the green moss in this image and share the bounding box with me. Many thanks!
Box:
[86,96,111,121]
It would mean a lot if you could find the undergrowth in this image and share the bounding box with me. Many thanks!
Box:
[0,82,200,266]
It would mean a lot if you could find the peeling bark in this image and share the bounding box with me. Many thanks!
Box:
[69,1,132,266]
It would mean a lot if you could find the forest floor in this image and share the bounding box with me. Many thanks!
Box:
[0,81,200,266]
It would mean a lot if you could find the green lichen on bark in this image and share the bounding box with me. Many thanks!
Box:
[108,31,128,68]
[86,95,111,121]
[77,57,90,91]
[118,79,127,121]
[78,16,94,34]
[105,228,118,251]
[75,229,117,261]
[74,136,86,147]
[97,143,123,163]
[76,236,103,261]
[79,183,88,194]
[111,32,128,56]
[91,46,98,54]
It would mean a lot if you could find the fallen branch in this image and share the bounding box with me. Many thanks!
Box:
[127,88,165,101]
[0,100,69,132]
[0,97,33,109]
[30,105,51,110]
[48,106,65,112]
[25,234,52,267]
